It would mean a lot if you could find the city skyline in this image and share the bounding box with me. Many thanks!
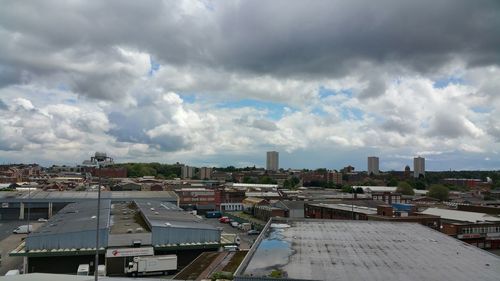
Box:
[1,1,499,170]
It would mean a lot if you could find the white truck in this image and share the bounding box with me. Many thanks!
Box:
[125,255,177,277]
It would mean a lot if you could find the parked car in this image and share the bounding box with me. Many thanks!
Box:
[37,218,48,222]
[13,225,32,234]
[247,229,260,235]
[230,221,240,228]
[219,217,230,223]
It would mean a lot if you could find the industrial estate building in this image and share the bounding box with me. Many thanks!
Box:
[235,219,500,281]
[0,190,179,220]
[10,198,222,275]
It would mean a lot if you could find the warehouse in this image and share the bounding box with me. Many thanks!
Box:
[235,218,500,281]
[11,199,221,276]
[0,190,179,220]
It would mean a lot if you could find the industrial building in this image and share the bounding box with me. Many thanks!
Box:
[0,190,178,220]
[235,218,500,281]
[11,198,222,276]
[419,207,500,249]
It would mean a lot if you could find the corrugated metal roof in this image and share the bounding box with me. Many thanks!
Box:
[135,200,216,230]
[308,203,378,215]
[237,219,500,281]
[30,200,111,236]
[419,208,500,223]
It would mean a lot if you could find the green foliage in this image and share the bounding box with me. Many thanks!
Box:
[355,187,364,194]
[428,184,449,201]
[115,163,181,178]
[269,269,283,278]
[387,177,398,187]
[259,176,277,184]
[211,271,233,281]
[342,185,354,193]
[414,180,427,190]
[243,176,257,184]
[396,181,415,195]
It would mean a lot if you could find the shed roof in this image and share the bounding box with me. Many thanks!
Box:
[419,207,500,223]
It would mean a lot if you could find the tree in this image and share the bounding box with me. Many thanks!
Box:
[387,177,398,187]
[414,180,427,190]
[428,184,449,201]
[396,181,415,195]
[355,187,364,194]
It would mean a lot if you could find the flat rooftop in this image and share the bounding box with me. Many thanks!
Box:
[110,202,150,234]
[0,190,178,202]
[420,207,500,223]
[308,203,378,215]
[236,219,500,281]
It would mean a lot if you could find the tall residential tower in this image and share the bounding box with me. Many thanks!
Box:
[414,157,425,178]
[266,151,279,172]
[367,156,380,175]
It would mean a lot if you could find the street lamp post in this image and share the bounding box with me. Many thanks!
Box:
[90,152,113,281]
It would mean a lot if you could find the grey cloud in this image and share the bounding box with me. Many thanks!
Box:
[380,117,415,135]
[252,119,278,131]
[487,122,500,142]
[427,113,478,139]
[1,1,499,100]
[0,99,7,110]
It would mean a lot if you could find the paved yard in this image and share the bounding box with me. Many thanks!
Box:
[0,221,44,275]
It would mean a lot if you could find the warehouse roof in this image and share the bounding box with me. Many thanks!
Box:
[0,190,178,203]
[135,200,216,230]
[307,203,378,215]
[236,219,500,281]
[419,207,500,223]
[30,200,111,237]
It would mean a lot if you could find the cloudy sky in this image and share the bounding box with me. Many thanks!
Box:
[1,0,499,170]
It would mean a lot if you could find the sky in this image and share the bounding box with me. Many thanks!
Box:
[1,0,500,171]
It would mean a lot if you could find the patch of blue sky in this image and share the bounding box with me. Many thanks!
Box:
[216,98,290,120]
[340,107,364,120]
[471,106,492,113]
[177,93,196,104]
[433,76,465,89]
[148,56,160,76]
[318,86,354,99]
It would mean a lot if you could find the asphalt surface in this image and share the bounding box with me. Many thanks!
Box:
[203,218,257,250]
[0,221,44,275]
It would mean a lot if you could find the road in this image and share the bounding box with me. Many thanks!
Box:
[0,221,43,275]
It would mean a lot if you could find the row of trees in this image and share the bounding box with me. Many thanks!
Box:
[114,163,181,179]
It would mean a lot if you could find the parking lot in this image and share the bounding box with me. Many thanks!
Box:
[203,217,258,250]
[0,220,44,275]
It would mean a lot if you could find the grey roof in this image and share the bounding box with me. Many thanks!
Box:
[31,200,111,237]
[307,203,378,215]
[419,207,500,223]
[135,200,216,230]
[236,219,500,281]
[0,190,178,203]
[278,200,305,210]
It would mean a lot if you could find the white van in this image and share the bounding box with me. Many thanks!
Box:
[97,264,106,276]
[13,225,32,234]
[5,269,20,276]
[77,264,90,276]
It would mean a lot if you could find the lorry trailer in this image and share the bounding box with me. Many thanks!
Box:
[125,255,177,277]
